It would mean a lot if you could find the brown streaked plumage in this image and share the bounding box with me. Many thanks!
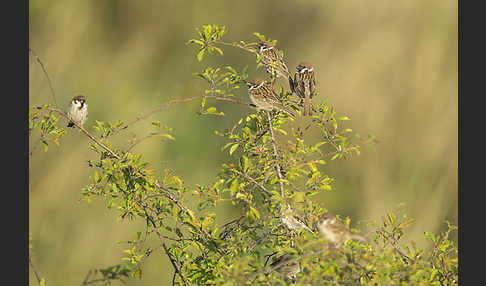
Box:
[258,41,293,89]
[246,78,295,117]
[293,62,316,116]
[317,212,366,247]
[281,204,314,234]
[269,253,301,283]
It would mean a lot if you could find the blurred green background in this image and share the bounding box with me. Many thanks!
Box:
[29,0,457,285]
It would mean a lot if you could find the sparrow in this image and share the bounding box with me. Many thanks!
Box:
[67,95,88,128]
[257,41,293,89]
[246,78,295,117]
[316,212,366,247]
[293,62,316,116]
[269,253,301,283]
[281,204,314,234]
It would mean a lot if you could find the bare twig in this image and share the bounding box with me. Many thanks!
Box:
[210,40,258,54]
[29,253,42,284]
[111,95,256,137]
[29,48,57,106]
[126,131,161,152]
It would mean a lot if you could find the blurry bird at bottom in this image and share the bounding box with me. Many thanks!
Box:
[67,95,88,128]
[281,204,314,234]
[269,253,301,283]
[317,212,366,247]
[245,78,295,117]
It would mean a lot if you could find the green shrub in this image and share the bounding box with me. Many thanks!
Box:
[29,25,457,286]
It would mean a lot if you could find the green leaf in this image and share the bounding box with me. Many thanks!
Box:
[162,134,176,140]
[213,46,224,55]
[387,212,396,225]
[41,140,48,152]
[253,32,266,41]
[336,116,350,121]
[197,49,205,62]
[40,278,46,286]
[248,207,261,219]
[229,179,239,196]
[229,143,239,155]
[206,107,217,113]
[397,218,414,229]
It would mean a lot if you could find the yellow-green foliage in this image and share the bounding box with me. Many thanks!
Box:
[29,26,457,285]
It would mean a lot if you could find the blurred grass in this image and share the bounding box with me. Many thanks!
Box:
[29,0,457,285]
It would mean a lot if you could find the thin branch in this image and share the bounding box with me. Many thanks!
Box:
[379,230,414,264]
[126,131,161,152]
[209,40,258,54]
[141,205,190,286]
[29,253,42,284]
[152,181,222,255]
[111,95,256,137]
[247,225,281,254]
[266,111,285,199]
[33,107,193,284]
[229,167,272,197]
[37,106,122,160]
[29,48,57,106]
[251,249,326,280]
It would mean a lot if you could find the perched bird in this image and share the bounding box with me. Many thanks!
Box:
[257,41,293,89]
[281,204,314,234]
[66,95,88,128]
[293,62,316,116]
[317,212,366,247]
[246,78,295,117]
[269,253,301,283]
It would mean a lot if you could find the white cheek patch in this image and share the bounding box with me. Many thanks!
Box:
[260,45,274,53]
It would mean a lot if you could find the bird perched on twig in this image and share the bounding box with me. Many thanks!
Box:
[257,41,293,89]
[245,78,295,117]
[281,204,314,234]
[292,62,316,116]
[317,212,366,247]
[67,95,88,128]
[268,253,301,283]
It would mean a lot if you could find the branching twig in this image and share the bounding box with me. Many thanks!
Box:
[141,205,190,286]
[247,225,281,254]
[37,107,122,160]
[230,167,272,197]
[29,48,57,106]
[209,40,258,55]
[111,95,256,137]
[379,230,414,264]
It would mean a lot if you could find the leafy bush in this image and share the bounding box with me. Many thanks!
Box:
[29,25,457,286]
